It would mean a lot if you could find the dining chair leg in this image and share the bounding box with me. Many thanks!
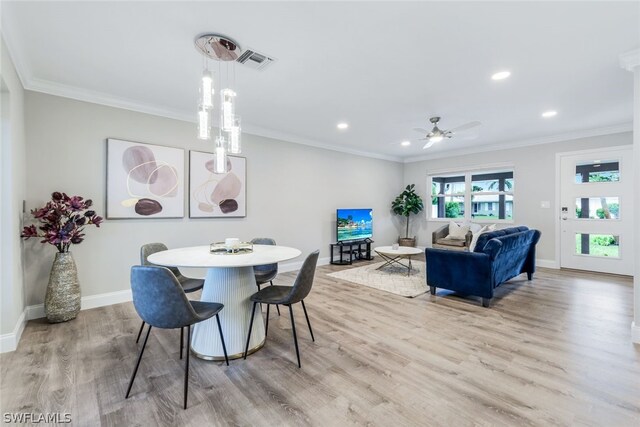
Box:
[215,314,229,366]
[136,321,145,343]
[288,305,301,368]
[243,302,258,359]
[180,327,184,360]
[265,304,270,336]
[300,300,315,342]
[270,281,281,316]
[184,324,190,410]
[126,324,152,399]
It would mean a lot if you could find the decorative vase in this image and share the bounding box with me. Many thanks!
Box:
[45,252,81,323]
[398,237,416,247]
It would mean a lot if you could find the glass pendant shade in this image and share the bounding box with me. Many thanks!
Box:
[213,136,228,174]
[200,70,214,109]
[228,117,242,154]
[197,107,212,140]
[221,88,236,131]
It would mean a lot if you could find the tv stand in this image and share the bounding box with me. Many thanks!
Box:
[330,239,374,265]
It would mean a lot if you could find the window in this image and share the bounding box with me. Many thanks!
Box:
[429,169,514,221]
[431,175,465,219]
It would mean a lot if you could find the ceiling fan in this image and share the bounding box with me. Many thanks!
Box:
[413,117,481,149]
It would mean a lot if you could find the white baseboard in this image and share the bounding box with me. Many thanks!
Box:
[26,304,45,320]
[537,258,559,269]
[0,309,27,353]
[26,289,134,321]
[632,321,640,344]
[23,258,328,323]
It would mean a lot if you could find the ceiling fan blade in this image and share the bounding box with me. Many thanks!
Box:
[422,140,435,149]
[413,127,429,134]
[448,121,481,133]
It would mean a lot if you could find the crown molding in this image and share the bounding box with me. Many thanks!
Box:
[403,122,633,163]
[1,26,30,88]
[26,77,196,122]
[619,49,640,71]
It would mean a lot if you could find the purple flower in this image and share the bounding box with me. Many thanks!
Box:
[21,192,102,252]
[20,225,38,238]
[67,196,85,211]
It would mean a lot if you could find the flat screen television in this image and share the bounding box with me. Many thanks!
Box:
[337,208,373,242]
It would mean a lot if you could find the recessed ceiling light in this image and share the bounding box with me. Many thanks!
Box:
[401,140,411,147]
[491,71,511,80]
[541,110,557,118]
[337,122,349,130]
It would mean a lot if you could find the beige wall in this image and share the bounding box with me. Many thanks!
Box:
[403,132,633,263]
[23,91,404,306]
[0,37,27,336]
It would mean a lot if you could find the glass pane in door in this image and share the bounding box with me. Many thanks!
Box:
[574,197,619,219]
[575,234,620,258]
[575,160,620,183]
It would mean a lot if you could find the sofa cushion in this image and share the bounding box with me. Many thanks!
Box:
[435,238,466,247]
[473,226,529,253]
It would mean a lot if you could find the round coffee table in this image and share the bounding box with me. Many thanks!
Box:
[374,246,423,276]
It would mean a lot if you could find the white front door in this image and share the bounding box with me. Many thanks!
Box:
[559,146,634,275]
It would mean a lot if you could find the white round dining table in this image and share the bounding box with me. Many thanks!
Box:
[147,244,301,360]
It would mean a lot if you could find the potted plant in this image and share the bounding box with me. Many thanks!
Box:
[391,184,424,247]
[21,192,103,323]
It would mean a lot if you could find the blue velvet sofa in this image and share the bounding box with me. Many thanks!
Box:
[425,226,541,307]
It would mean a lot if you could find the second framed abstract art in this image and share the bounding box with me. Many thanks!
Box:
[189,150,247,218]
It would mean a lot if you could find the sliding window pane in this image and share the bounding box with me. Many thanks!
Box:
[432,176,465,195]
[575,160,619,183]
[471,194,513,220]
[574,197,619,219]
[575,234,620,258]
[472,171,514,193]
[433,196,465,219]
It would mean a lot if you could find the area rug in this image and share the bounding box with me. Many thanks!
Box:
[327,261,428,298]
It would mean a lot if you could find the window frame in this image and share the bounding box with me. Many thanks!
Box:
[427,165,516,224]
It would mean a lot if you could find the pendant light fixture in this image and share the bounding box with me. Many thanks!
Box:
[194,34,242,171]
[228,117,242,154]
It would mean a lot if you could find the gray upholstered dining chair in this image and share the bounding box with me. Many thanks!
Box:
[136,243,205,349]
[243,250,319,368]
[126,266,229,410]
[250,237,280,316]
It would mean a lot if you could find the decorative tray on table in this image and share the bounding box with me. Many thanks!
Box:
[209,242,254,255]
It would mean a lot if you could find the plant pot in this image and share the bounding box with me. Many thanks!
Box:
[398,237,416,247]
[45,252,81,323]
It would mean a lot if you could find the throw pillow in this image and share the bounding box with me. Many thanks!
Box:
[445,221,470,240]
[468,225,489,252]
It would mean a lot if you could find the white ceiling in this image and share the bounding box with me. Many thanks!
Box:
[2,1,638,162]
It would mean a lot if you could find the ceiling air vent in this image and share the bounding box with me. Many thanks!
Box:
[236,48,276,71]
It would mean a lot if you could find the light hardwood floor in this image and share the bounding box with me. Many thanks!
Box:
[1,261,639,426]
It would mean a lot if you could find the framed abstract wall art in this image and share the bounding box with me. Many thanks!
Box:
[106,138,185,219]
[189,151,246,218]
